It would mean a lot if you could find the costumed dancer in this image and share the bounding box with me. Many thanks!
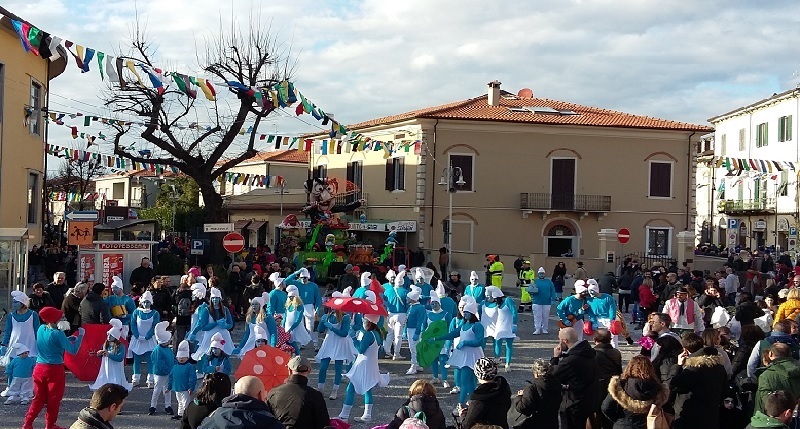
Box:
[446,296,475,396]
[197,332,232,375]
[436,281,457,319]
[530,267,557,335]
[482,286,517,372]
[352,272,372,299]
[463,271,486,305]
[338,313,386,423]
[556,280,596,342]
[285,268,322,350]
[171,340,197,421]
[431,299,485,407]
[2,343,35,404]
[105,275,136,337]
[351,290,385,343]
[397,265,411,288]
[89,319,132,391]
[267,274,287,316]
[190,288,234,361]
[129,290,160,388]
[381,270,396,295]
[413,269,433,308]
[22,307,84,429]
[233,293,278,356]
[405,286,426,375]
[1,291,39,364]
[424,292,452,388]
[284,285,313,355]
[382,271,409,359]
[149,321,175,416]
[517,260,535,312]
[587,279,621,348]
[316,292,358,400]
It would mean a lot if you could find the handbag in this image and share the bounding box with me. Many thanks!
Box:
[646,404,673,429]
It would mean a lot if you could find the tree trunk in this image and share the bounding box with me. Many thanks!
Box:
[196,178,226,222]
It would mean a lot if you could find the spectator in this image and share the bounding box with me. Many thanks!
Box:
[593,329,622,429]
[636,277,657,326]
[387,380,446,429]
[69,383,128,429]
[28,283,54,312]
[510,359,560,429]
[28,245,44,283]
[702,329,733,378]
[731,324,765,378]
[457,357,512,429]
[62,283,89,335]
[658,272,681,307]
[266,356,329,429]
[650,334,683,384]
[669,333,728,429]
[80,283,112,325]
[228,265,245,315]
[598,272,617,296]
[198,375,283,429]
[725,267,740,307]
[172,281,195,353]
[617,269,633,313]
[446,271,466,299]
[601,356,669,429]
[551,327,598,429]
[129,257,155,290]
[747,390,797,429]
[180,372,231,429]
[661,287,704,336]
[719,388,748,429]
[440,248,451,278]
[336,264,358,293]
[754,343,800,415]
[150,277,173,325]
[773,288,800,326]
[46,272,69,310]
[747,320,800,377]
[698,281,727,329]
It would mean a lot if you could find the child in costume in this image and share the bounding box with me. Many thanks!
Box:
[171,340,197,421]
[530,267,557,335]
[382,271,409,359]
[1,291,40,365]
[285,268,322,350]
[233,292,278,356]
[272,314,296,355]
[405,286,426,375]
[316,293,358,400]
[190,288,234,361]
[436,281,457,319]
[149,321,175,416]
[338,313,386,423]
[412,269,433,308]
[445,297,474,395]
[481,286,518,372]
[129,290,160,387]
[463,271,486,305]
[197,332,232,376]
[424,292,453,388]
[284,285,313,355]
[2,343,35,404]
[89,319,132,391]
[431,299,485,407]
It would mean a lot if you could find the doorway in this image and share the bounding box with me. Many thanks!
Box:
[545,223,577,257]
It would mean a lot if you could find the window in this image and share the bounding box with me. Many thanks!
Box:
[646,227,672,256]
[780,170,789,196]
[112,182,125,200]
[648,161,672,198]
[779,115,793,142]
[346,161,363,190]
[29,81,41,135]
[385,157,405,191]
[720,134,726,155]
[27,172,38,224]
[449,154,474,192]
[756,122,768,147]
[739,128,746,151]
[313,165,327,180]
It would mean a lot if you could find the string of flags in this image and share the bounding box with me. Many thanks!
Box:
[222,172,285,188]
[708,157,796,173]
[49,192,100,202]
[46,143,180,174]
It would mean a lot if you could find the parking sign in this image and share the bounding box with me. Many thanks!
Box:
[191,239,204,255]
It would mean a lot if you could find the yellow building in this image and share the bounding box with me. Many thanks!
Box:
[0,7,67,289]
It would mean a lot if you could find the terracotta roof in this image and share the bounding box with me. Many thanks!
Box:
[332,91,712,133]
[241,150,309,164]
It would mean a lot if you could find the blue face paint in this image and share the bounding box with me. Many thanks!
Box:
[11,302,20,311]
[431,302,441,311]
[142,301,152,309]
[464,311,473,320]
[211,348,222,357]
[211,297,221,306]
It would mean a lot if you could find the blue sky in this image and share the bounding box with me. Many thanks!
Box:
[4,0,800,169]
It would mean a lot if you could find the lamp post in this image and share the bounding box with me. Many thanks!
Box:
[438,162,466,275]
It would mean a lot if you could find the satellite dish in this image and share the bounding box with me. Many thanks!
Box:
[518,88,534,99]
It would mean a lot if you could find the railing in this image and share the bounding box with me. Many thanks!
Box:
[520,193,611,212]
[334,191,369,207]
[720,199,776,214]
[129,198,142,208]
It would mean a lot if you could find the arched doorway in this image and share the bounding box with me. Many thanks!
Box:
[544,221,579,257]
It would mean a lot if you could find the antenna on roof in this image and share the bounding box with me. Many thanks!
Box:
[518,88,533,99]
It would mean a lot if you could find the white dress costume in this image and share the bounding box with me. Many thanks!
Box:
[1,311,39,365]
[344,330,382,394]
[128,311,158,356]
[447,324,484,369]
[237,321,269,357]
[89,344,133,391]
[315,317,358,362]
[285,306,313,346]
[481,305,500,338]
[191,307,234,361]
[492,302,516,340]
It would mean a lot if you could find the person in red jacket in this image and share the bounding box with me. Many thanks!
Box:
[638,278,657,326]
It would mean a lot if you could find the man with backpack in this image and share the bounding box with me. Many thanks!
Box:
[172,281,194,353]
[747,320,800,377]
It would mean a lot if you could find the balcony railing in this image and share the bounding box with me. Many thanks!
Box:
[720,199,776,214]
[334,191,368,208]
[129,198,143,208]
[520,193,611,212]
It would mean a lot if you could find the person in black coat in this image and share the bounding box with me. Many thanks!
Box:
[735,292,765,326]
[198,376,283,429]
[510,359,561,429]
[28,283,55,312]
[651,335,683,385]
[150,278,173,324]
[551,327,598,429]
[180,372,231,429]
[731,324,765,378]
[387,380,446,429]
[265,357,330,429]
[601,356,670,429]
[79,283,111,325]
[669,334,728,429]
[458,358,512,429]
[594,329,623,429]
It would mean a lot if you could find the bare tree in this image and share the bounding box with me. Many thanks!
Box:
[105,16,293,221]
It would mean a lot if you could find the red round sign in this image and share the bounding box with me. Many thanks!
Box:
[617,228,631,244]
[223,232,245,253]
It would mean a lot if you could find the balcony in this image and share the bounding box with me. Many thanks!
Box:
[334,191,369,208]
[129,198,143,208]
[520,193,611,219]
[719,199,776,215]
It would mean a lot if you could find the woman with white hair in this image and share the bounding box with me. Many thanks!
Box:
[129,290,160,387]
[0,291,40,365]
[482,286,518,372]
[284,285,312,355]
[189,288,234,361]
[62,282,89,335]
[233,292,277,356]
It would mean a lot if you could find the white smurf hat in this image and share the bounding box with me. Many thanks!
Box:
[394,271,406,287]
[286,285,299,298]
[463,302,479,319]
[386,269,396,280]
[485,286,504,299]
[140,291,154,303]
[298,268,311,278]
[574,280,588,294]
[177,340,191,358]
[537,267,546,274]
[210,288,222,299]
[111,276,124,290]
[429,293,441,305]
[436,280,447,298]
[155,320,172,344]
[364,314,380,324]
[11,290,29,307]
[191,283,207,300]
[107,319,123,340]
[210,332,226,350]
[360,272,372,287]
[342,286,353,297]
[364,290,377,304]
[407,286,421,301]
[470,271,480,281]
[254,325,268,341]
[11,343,29,356]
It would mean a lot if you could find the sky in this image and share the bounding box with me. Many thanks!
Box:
[4,0,800,171]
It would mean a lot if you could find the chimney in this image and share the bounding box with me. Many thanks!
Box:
[487,80,501,106]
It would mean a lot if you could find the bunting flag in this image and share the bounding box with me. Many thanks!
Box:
[223,172,284,188]
[708,157,796,173]
[49,191,100,202]
[45,143,181,174]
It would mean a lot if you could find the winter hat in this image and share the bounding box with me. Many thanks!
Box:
[399,418,429,429]
[474,357,499,381]
[398,264,407,273]
[11,290,29,307]
[364,314,380,324]
[407,286,421,302]
[140,291,154,304]
[288,356,312,372]
[286,285,299,298]
[429,293,441,305]
[155,321,172,344]
[210,288,222,299]
[209,332,226,350]
[111,276,124,290]
[394,271,407,287]
[11,343,29,356]
[436,281,447,298]
[485,286,504,299]
[298,268,311,278]
[470,271,480,282]
[253,325,268,341]
[537,267,546,274]
[107,319,124,340]
[360,272,372,287]
[463,302,479,319]
[191,283,207,300]
[188,267,201,277]
[386,269,397,280]
[352,266,360,274]
[574,280,588,294]
[176,340,191,358]
[587,282,600,295]
[39,306,63,324]
[364,290,378,304]
[342,286,353,297]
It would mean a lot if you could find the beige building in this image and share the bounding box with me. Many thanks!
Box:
[93,169,178,209]
[304,81,712,277]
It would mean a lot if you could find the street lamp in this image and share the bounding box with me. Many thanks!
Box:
[438,162,465,274]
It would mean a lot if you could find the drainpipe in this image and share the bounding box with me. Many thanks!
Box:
[428,119,439,230]
[687,131,698,231]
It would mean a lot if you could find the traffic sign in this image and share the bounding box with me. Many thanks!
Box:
[617,228,630,244]
[66,211,99,221]
[223,232,245,253]
[190,239,205,255]
[204,223,234,233]
[68,221,94,246]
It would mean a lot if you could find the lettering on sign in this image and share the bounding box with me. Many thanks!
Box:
[98,243,150,250]
[350,223,381,231]
[387,221,417,232]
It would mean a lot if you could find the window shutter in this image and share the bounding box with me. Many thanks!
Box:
[385,160,394,191]
[650,163,671,197]
[397,158,405,190]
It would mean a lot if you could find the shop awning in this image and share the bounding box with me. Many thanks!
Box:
[233,220,251,230]
[246,220,267,231]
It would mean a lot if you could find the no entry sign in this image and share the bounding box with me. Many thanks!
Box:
[617,228,630,244]
[223,232,245,253]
